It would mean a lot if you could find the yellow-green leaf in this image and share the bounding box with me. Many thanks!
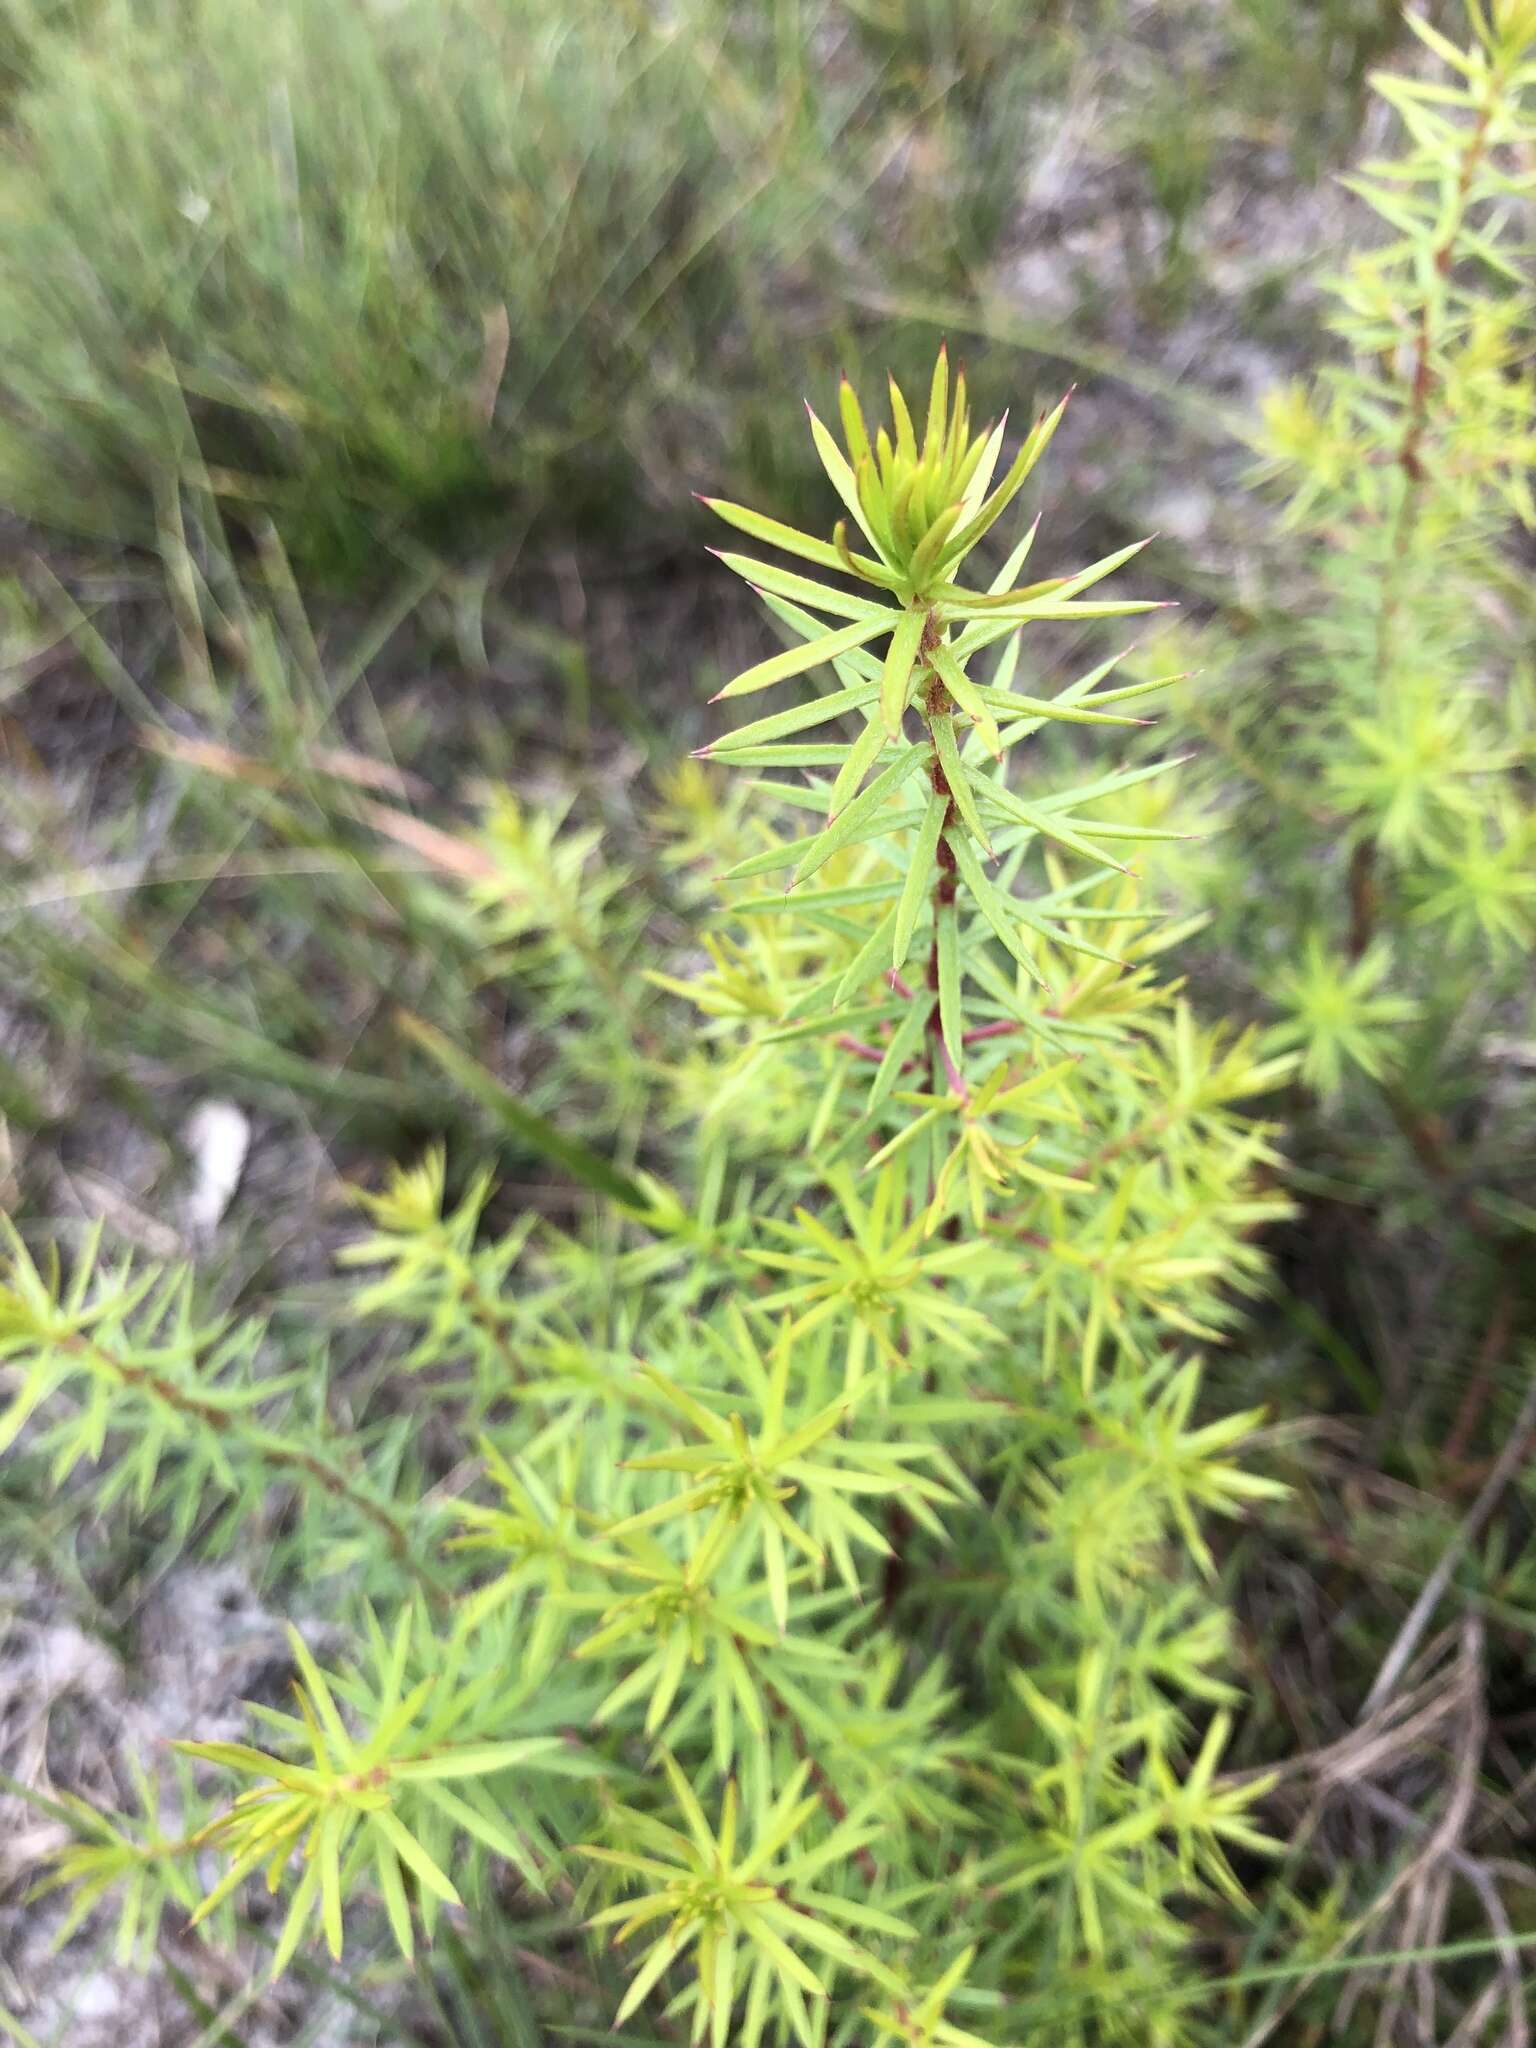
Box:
[714,616,891,703]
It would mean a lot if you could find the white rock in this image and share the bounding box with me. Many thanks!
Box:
[181,1100,251,1239]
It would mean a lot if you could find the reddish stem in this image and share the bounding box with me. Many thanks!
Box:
[834,1034,885,1064]
[961,1019,1021,1047]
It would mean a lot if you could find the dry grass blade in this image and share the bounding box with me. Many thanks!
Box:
[141,725,429,799]
[1361,1370,1536,1721]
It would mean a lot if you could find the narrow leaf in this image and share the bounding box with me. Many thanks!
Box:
[826,712,891,821]
[894,790,948,971]
[833,908,899,1005]
[936,903,963,1068]
[714,616,890,703]
[928,642,1000,758]
[791,745,927,886]
[373,1810,460,1906]
[880,608,926,737]
[715,553,891,623]
[947,831,1047,984]
[979,785,1128,872]
[807,407,889,560]
[706,679,878,755]
[702,499,855,575]
[869,992,928,1108]
[397,1012,648,1209]
[930,713,991,851]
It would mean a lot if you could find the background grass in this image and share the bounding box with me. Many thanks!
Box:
[0,0,1403,578]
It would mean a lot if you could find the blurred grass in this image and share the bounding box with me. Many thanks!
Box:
[0,0,1406,583]
[0,0,1045,578]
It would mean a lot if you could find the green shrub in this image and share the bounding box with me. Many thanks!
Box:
[9,5,1536,2037]
[1138,13,1536,2024]
[3,354,1296,2041]
[1176,0,1536,1258]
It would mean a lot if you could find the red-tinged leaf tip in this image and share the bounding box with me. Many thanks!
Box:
[707,689,728,705]
[690,747,714,759]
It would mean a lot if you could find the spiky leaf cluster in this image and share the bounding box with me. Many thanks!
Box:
[6,356,1299,2047]
[1158,1,1536,1462]
[1199,2,1536,1086]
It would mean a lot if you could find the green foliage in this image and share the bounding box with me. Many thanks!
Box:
[0,1217,424,1569]
[1132,15,1536,2024]
[580,1753,909,2048]
[0,353,1299,2043]
[1268,937,1420,1097]
[8,0,1536,2032]
[1179,2,1536,1194]
[176,1610,588,1969]
[24,1752,211,1969]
